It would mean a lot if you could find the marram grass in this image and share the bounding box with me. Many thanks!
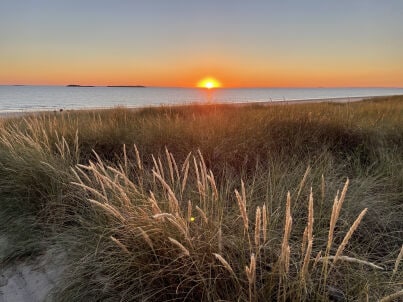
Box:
[0,96,402,301]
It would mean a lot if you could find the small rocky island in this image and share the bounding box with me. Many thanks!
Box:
[66,85,145,88]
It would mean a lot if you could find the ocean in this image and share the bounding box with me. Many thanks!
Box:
[0,86,402,113]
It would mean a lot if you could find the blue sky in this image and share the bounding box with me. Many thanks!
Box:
[1,0,402,86]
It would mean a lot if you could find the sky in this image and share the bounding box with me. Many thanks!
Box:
[1,0,402,87]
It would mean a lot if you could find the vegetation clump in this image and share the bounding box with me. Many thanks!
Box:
[0,96,402,301]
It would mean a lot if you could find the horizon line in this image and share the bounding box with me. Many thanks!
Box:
[1,84,403,89]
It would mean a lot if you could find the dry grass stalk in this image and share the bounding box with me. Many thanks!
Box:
[168,237,190,257]
[196,205,208,224]
[92,150,106,174]
[181,158,190,195]
[207,171,218,201]
[235,189,248,232]
[165,147,175,185]
[107,166,138,192]
[181,152,192,172]
[137,227,154,250]
[254,206,261,248]
[318,255,383,270]
[193,156,201,189]
[333,208,368,265]
[245,253,256,283]
[88,199,126,222]
[153,212,176,220]
[151,155,161,177]
[197,180,206,201]
[166,216,189,241]
[241,180,246,207]
[123,144,128,174]
[279,192,292,275]
[71,182,108,202]
[197,149,208,192]
[169,152,180,182]
[153,170,179,213]
[148,191,162,215]
[133,144,143,171]
[301,227,308,255]
[70,167,84,185]
[296,165,311,201]
[392,244,403,276]
[313,250,322,269]
[338,178,350,209]
[110,236,130,254]
[327,179,349,255]
[245,253,257,301]
[157,157,165,180]
[262,203,268,243]
[379,290,403,302]
[213,253,236,278]
[301,189,314,281]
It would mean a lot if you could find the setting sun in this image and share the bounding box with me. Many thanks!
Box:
[197,77,222,89]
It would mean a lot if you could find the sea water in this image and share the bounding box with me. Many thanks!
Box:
[0,86,402,113]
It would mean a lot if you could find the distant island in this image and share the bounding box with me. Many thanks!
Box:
[66,84,145,88]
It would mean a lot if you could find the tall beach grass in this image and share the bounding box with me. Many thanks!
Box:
[0,96,402,301]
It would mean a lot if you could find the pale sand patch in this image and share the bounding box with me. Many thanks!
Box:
[0,237,64,302]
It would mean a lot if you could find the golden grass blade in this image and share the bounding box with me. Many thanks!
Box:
[195,205,208,224]
[235,189,248,232]
[138,227,154,250]
[333,208,368,265]
[71,182,108,202]
[301,189,314,281]
[153,170,179,214]
[168,237,190,257]
[165,147,174,185]
[123,144,128,174]
[133,144,143,171]
[262,203,268,243]
[169,152,180,182]
[88,199,126,222]
[318,255,383,270]
[279,192,292,275]
[245,253,256,285]
[296,165,311,201]
[379,290,403,302]
[254,206,261,248]
[213,253,236,277]
[151,155,161,176]
[110,236,130,255]
[181,159,190,195]
[181,152,192,172]
[392,244,403,276]
[152,212,176,220]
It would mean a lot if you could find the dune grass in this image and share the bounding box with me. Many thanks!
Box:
[0,96,402,301]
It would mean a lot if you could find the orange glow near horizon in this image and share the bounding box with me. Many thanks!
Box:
[196,77,222,89]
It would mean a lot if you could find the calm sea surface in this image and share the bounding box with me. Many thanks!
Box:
[0,86,402,113]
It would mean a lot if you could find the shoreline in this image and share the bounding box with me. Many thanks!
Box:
[0,95,399,118]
